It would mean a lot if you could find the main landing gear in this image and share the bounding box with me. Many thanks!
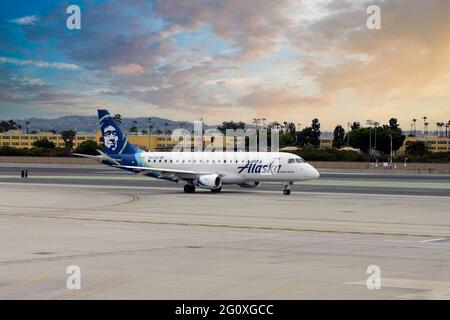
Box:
[211,187,222,193]
[184,184,196,193]
[184,184,222,193]
[283,183,291,196]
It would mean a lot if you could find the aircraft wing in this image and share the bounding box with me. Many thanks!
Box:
[72,150,121,165]
[112,164,210,178]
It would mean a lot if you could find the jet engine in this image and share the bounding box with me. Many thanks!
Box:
[197,174,222,189]
[238,181,262,188]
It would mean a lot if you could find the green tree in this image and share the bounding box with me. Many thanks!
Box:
[283,122,296,135]
[217,121,246,134]
[32,138,56,149]
[0,120,20,132]
[332,125,346,148]
[385,117,401,133]
[129,120,138,133]
[75,140,100,155]
[0,146,25,156]
[349,126,405,154]
[311,118,321,147]
[351,121,361,130]
[296,119,321,148]
[114,114,122,125]
[61,130,77,150]
[26,147,45,157]
[405,141,430,157]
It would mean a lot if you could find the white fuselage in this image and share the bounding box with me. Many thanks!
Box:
[136,151,320,184]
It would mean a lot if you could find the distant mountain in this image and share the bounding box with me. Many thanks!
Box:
[2,115,334,138]
[5,115,199,133]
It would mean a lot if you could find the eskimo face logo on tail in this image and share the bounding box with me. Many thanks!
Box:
[237,161,282,175]
[103,125,119,151]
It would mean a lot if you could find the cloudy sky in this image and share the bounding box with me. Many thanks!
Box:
[0,0,449,130]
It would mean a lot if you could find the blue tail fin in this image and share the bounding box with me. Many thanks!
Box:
[98,109,140,156]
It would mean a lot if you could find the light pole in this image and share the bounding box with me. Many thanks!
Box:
[389,134,393,167]
[366,120,373,155]
[373,121,379,151]
[147,117,152,151]
[347,122,352,147]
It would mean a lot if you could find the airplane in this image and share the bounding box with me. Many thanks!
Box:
[74,109,320,195]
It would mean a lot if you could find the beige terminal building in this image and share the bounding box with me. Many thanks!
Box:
[1,130,449,153]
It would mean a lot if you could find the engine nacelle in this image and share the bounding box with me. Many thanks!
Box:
[197,174,222,189]
[238,181,262,189]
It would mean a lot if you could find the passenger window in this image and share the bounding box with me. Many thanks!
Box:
[164,160,167,163]
[224,160,227,163]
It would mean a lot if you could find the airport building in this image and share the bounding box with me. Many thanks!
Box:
[399,135,450,153]
[0,130,96,148]
[95,131,242,151]
[2,129,449,153]
[319,138,333,149]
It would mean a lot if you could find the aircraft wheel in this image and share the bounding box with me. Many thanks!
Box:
[211,187,222,193]
[184,184,196,193]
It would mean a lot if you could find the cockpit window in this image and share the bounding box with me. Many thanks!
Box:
[295,158,305,163]
[288,158,296,163]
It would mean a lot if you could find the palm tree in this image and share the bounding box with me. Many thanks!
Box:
[178,121,188,129]
[412,118,417,136]
[446,121,450,138]
[164,122,169,135]
[114,114,122,125]
[252,118,261,131]
[129,120,138,133]
[422,116,427,136]
[25,121,30,134]
[441,122,446,137]
[147,117,153,134]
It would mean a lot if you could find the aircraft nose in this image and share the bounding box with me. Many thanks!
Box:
[308,165,320,179]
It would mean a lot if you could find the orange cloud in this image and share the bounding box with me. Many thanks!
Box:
[111,63,144,75]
